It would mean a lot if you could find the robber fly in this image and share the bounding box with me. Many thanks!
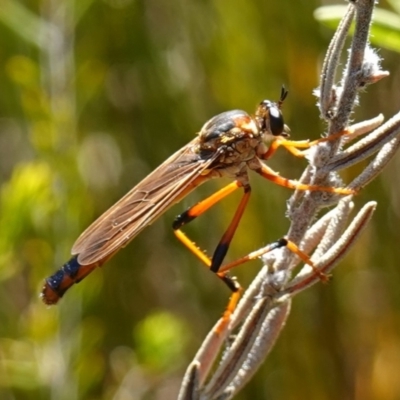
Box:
[41,88,350,305]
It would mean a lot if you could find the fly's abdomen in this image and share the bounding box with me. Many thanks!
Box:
[41,256,98,305]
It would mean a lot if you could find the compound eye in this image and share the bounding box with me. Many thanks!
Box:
[269,106,284,136]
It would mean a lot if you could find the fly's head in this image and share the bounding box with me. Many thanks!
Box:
[256,87,290,141]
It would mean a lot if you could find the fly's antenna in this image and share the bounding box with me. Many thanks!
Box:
[278,86,288,109]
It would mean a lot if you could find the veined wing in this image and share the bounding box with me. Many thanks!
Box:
[72,138,218,265]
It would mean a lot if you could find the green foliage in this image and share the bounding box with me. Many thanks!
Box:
[0,162,56,279]
[133,311,189,373]
[315,4,400,52]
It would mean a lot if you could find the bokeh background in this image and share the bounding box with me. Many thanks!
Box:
[1,0,400,399]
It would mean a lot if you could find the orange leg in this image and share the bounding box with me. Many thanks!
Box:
[218,237,329,282]
[173,180,254,331]
[256,163,356,195]
[173,180,246,289]
[216,237,330,335]
[172,178,330,332]
[263,128,354,160]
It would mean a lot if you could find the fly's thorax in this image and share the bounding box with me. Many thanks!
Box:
[196,109,262,162]
[216,137,260,166]
[217,161,249,181]
[198,110,260,148]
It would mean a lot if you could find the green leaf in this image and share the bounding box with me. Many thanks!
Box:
[314,5,400,53]
[0,0,52,50]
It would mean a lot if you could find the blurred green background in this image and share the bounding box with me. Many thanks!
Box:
[1,0,400,399]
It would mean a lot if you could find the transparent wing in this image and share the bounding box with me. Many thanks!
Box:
[72,138,217,265]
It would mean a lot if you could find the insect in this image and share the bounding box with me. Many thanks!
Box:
[41,88,352,308]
